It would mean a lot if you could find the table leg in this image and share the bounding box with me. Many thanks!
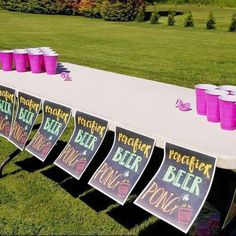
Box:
[0,149,20,177]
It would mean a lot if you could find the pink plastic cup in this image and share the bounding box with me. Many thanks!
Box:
[205,89,228,122]
[218,85,236,95]
[43,53,58,75]
[0,50,13,71]
[28,52,43,73]
[39,47,52,52]
[195,84,217,115]
[13,50,28,72]
[219,95,236,130]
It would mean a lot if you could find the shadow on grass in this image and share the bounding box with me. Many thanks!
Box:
[207,169,236,215]
[77,131,117,210]
[80,188,116,212]
[207,169,236,236]
[41,165,92,198]
[105,146,164,229]
[15,140,67,173]
[222,217,236,236]
[1,168,23,178]
[0,124,42,177]
[139,219,186,236]
[0,140,29,177]
[41,131,115,200]
[107,200,151,229]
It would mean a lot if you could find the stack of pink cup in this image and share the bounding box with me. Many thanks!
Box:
[0,47,59,75]
[40,48,58,75]
[28,47,58,74]
[0,50,13,71]
[13,49,28,72]
[195,84,236,130]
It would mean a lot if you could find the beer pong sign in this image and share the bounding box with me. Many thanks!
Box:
[26,100,71,161]
[9,92,41,150]
[54,111,108,180]
[89,126,155,205]
[0,85,15,138]
[135,143,217,233]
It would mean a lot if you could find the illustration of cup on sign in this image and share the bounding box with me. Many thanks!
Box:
[3,115,11,135]
[178,194,193,224]
[41,135,53,156]
[76,150,88,173]
[117,170,131,198]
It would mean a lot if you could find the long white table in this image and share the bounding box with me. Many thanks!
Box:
[0,62,236,170]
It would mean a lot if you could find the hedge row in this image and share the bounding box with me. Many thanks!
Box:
[0,0,145,21]
[0,0,76,15]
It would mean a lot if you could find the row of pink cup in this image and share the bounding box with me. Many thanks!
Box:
[195,84,236,130]
[0,47,58,75]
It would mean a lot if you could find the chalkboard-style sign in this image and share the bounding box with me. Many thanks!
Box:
[135,142,217,233]
[8,92,41,150]
[26,100,71,162]
[54,111,108,180]
[89,126,155,205]
[0,85,15,139]
[222,188,236,229]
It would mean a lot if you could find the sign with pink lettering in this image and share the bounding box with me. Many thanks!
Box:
[26,100,71,162]
[89,126,155,205]
[54,111,108,180]
[0,85,15,139]
[9,92,41,150]
[134,142,217,233]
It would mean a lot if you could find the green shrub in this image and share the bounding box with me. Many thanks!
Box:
[184,11,194,27]
[0,0,77,15]
[135,6,145,22]
[168,10,175,26]
[75,0,101,18]
[100,0,144,22]
[228,13,236,32]
[0,0,144,20]
[150,3,159,24]
[206,12,216,29]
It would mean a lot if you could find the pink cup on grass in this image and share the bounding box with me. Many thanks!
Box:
[195,84,217,115]
[13,50,28,72]
[205,89,228,122]
[28,52,43,73]
[43,53,58,75]
[219,95,236,130]
[0,50,13,71]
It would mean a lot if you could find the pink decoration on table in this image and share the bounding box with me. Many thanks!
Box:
[175,99,192,112]
[61,72,72,81]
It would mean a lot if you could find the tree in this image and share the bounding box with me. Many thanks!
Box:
[229,13,236,32]
[184,11,194,27]
[150,2,159,24]
[136,5,145,22]
[168,10,175,26]
[206,12,216,29]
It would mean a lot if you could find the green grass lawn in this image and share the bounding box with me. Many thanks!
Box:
[0,5,236,88]
[0,5,236,235]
